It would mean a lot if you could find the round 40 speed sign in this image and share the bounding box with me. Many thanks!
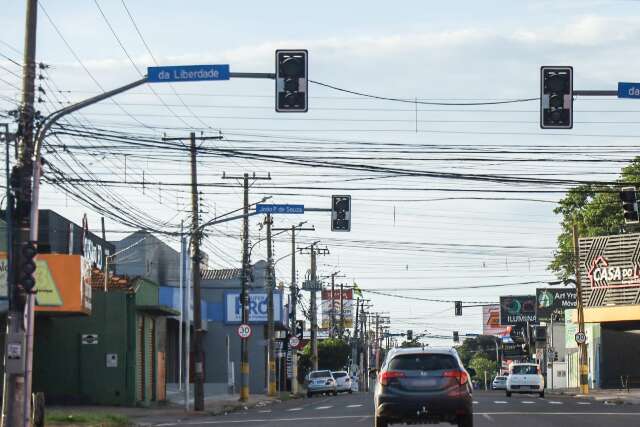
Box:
[237,323,252,339]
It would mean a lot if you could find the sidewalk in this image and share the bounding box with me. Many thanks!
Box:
[548,387,640,405]
[47,393,284,426]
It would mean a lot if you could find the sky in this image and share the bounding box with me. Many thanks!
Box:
[2,0,640,345]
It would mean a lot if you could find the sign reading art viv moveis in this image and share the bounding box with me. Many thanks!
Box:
[536,288,577,322]
[579,233,640,308]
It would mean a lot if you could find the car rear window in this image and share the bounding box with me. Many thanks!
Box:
[512,365,538,375]
[333,372,347,378]
[496,376,506,380]
[388,354,457,371]
[310,371,332,379]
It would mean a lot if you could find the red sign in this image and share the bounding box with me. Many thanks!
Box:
[587,255,640,290]
[237,324,252,339]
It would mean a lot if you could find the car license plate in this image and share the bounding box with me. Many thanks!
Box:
[412,378,437,387]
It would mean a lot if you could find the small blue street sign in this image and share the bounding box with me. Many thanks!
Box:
[147,64,230,83]
[255,204,304,214]
[618,82,640,99]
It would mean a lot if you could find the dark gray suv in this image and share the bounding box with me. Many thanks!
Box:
[374,347,474,427]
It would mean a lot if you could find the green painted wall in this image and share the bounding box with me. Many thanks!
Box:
[33,291,136,405]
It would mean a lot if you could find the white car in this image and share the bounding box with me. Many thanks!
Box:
[331,371,353,393]
[506,363,545,398]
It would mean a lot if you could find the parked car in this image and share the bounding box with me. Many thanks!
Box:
[492,375,507,390]
[506,363,544,398]
[306,370,337,397]
[374,347,475,427]
[332,371,353,393]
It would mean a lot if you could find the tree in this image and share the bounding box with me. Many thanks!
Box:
[400,340,422,348]
[469,354,496,389]
[455,336,497,367]
[297,338,351,382]
[549,158,640,279]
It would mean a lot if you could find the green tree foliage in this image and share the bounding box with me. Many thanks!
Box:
[400,340,422,348]
[455,336,498,367]
[298,338,351,381]
[549,158,640,280]
[469,354,496,387]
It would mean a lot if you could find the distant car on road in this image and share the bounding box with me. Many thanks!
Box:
[332,371,353,393]
[506,363,544,398]
[374,347,475,427]
[306,370,337,398]
[492,375,507,390]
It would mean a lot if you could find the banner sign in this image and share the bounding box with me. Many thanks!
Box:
[321,289,353,329]
[579,233,640,307]
[535,288,577,322]
[500,295,538,326]
[224,291,284,324]
[482,304,509,336]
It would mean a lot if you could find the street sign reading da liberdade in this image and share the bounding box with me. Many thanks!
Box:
[147,65,230,83]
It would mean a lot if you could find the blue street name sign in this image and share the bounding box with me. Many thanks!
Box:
[618,82,640,99]
[255,204,304,214]
[147,64,230,83]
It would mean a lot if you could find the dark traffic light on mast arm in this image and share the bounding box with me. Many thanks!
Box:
[620,186,639,224]
[275,49,308,112]
[540,66,573,129]
[331,195,351,231]
[455,301,462,316]
[19,241,37,293]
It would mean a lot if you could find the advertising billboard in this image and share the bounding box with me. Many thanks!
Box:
[536,288,577,322]
[500,295,538,326]
[224,291,284,324]
[321,289,353,329]
[482,304,509,336]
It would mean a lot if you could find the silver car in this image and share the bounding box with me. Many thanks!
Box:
[492,375,507,390]
[306,370,337,397]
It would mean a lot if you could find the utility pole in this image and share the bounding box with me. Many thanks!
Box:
[265,214,276,397]
[2,1,38,425]
[161,133,222,411]
[573,223,589,395]
[351,297,360,377]
[222,172,271,402]
[339,282,345,337]
[330,273,336,337]
[272,223,314,395]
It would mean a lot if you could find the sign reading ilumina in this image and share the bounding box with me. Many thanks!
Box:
[499,295,538,326]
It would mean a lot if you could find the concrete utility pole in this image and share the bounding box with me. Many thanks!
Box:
[573,223,589,395]
[2,1,38,425]
[222,172,270,402]
[339,282,345,337]
[272,223,314,395]
[265,214,276,397]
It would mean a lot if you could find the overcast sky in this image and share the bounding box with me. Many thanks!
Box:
[2,0,640,344]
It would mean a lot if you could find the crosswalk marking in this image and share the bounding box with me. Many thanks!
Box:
[346,404,363,408]
[316,406,332,410]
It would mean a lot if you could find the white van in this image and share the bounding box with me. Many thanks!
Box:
[506,363,545,398]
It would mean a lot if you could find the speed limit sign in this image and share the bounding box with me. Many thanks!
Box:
[289,336,300,349]
[237,324,252,339]
[575,331,587,345]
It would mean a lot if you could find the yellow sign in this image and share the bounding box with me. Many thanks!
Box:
[34,260,63,306]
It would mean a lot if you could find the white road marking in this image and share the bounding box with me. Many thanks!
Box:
[549,401,563,405]
[473,401,479,405]
[482,414,494,422]
[258,410,271,413]
[286,407,302,412]
[152,413,640,426]
[521,401,535,404]
[577,402,592,405]
[346,404,363,408]
[316,406,332,410]
[494,400,508,404]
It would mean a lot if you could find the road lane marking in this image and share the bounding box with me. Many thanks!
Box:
[258,410,271,413]
[152,413,640,426]
[577,402,592,405]
[473,401,479,404]
[286,408,302,412]
[347,404,363,408]
[549,401,563,405]
[494,400,508,404]
[315,406,332,410]
[521,401,535,404]
[482,414,494,422]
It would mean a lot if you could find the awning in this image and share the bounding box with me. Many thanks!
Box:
[137,304,180,317]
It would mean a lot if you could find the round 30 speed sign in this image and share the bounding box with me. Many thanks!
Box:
[289,336,300,349]
[237,323,252,339]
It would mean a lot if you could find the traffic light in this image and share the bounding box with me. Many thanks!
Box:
[455,301,462,316]
[331,195,351,231]
[406,330,413,341]
[295,320,305,341]
[540,66,573,129]
[19,241,37,292]
[453,331,459,343]
[620,187,639,224]
[275,49,308,112]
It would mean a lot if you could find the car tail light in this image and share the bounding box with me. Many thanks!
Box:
[443,370,469,385]
[537,366,541,375]
[379,370,405,386]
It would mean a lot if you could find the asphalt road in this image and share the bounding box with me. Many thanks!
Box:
[150,390,640,427]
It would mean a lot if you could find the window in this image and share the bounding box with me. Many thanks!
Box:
[310,371,332,379]
[388,354,456,371]
[332,372,347,378]
[512,365,538,375]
